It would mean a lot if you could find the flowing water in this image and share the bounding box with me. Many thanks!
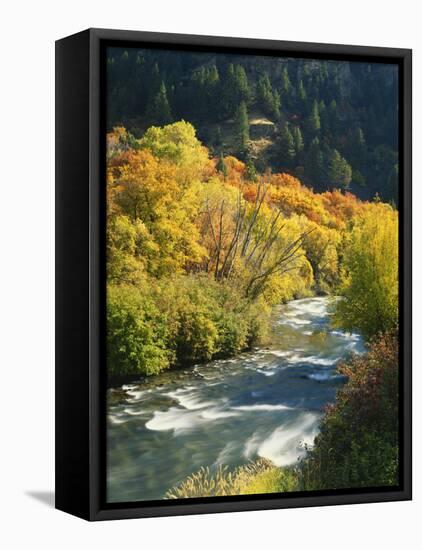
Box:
[107,296,365,503]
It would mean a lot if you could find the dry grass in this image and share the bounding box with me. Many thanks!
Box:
[165,459,298,499]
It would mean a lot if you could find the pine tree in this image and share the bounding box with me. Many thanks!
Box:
[305,137,324,187]
[328,99,340,135]
[257,74,280,119]
[277,124,296,166]
[292,126,304,159]
[146,81,173,125]
[245,157,258,181]
[281,66,291,96]
[298,79,307,105]
[216,153,228,179]
[348,127,367,167]
[236,101,250,155]
[307,99,321,135]
[222,64,251,118]
[328,149,352,190]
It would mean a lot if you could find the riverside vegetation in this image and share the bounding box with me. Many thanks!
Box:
[106,120,398,496]
[106,24,399,501]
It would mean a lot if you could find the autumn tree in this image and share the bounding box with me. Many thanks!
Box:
[335,205,398,339]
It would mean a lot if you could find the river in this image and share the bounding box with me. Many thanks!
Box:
[107,296,365,503]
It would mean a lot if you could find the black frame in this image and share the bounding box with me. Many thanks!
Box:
[56,28,412,521]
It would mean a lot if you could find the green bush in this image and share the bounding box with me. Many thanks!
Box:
[107,285,172,377]
[107,275,271,376]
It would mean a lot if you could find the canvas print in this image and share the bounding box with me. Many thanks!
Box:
[105,46,399,504]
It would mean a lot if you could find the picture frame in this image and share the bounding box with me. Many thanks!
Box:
[55,28,412,521]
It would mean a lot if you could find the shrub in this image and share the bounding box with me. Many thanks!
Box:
[107,275,271,376]
[107,285,172,377]
[300,332,399,490]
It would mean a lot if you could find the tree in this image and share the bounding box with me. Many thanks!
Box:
[327,99,340,135]
[307,99,321,135]
[236,101,250,155]
[139,120,211,185]
[245,157,258,182]
[305,137,324,187]
[348,127,367,167]
[298,79,307,105]
[328,149,352,190]
[281,66,291,96]
[145,81,173,125]
[335,205,398,339]
[277,124,296,166]
[216,153,228,179]
[222,64,251,118]
[256,74,280,119]
[292,126,304,161]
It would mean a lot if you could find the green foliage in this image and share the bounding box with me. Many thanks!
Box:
[276,124,296,166]
[139,120,210,181]
[292,126,304,160]
[216,153,228,178]
[107,285,172,377]
[145,81,173,125]
[298,79,307,105]
[307,99,321,135]
[222,64,251,118]
[328,149,352,190]
[107,50,399,202]
[245,157,258,182]
[257,73,280,119]
[107,275,271,377]
[305,137,324,186]
[235,101,250,155]
[300,333,399,490]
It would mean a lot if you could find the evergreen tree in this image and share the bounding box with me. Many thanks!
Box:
[327,99,340,135]
[352,168,366,188]
[216,153,228,179]
[256,74,280,119]
[307,99,321,135]
[281,66,292,96]
[236,101,250,155]
[348,127,367,167]
[292,126,304,160]
[273,90,281,120]
[213,125,223,147]
[305,137,324,188]
[298,79,307,105]
[328,149,352,190]
[277,124,296,166]
[245,157,258,181]
[146,81,173,125]
[223,64,251,118]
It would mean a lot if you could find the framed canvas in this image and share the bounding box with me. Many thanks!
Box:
[55,28,412,521]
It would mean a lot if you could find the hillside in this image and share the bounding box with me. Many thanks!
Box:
[106,47,399,203]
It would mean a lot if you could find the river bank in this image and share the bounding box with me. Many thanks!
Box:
[107,296,365,502]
